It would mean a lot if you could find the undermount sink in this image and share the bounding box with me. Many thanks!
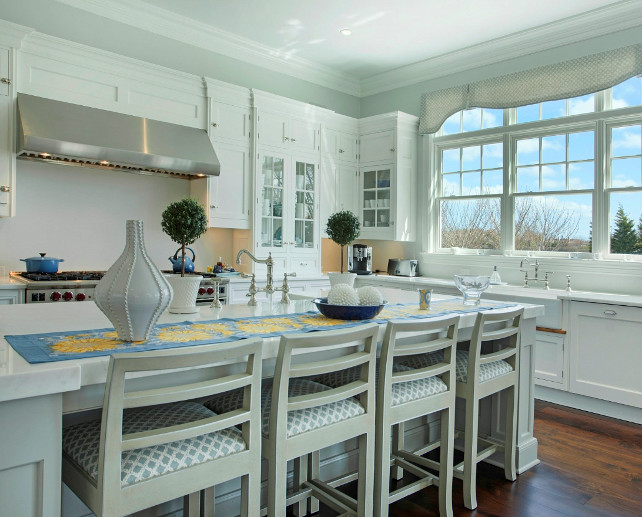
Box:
[484,287,563,329]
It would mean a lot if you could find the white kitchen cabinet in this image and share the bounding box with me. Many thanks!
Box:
[357,113,418,241]
[533,330,566,388]
[255,148,320,275]
[569,301,642,408]
[257,109,320,153]
[323,127,358,163]
[0,289,24,304]
[191,80,252,229]
[0,46,16,218]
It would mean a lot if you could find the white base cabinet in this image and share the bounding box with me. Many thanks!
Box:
[533,330,566,388]
[0,288,25,304]
[569,301,642,408]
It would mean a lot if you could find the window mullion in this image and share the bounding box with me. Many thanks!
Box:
[594,120,608,256]
[502,132,514,251]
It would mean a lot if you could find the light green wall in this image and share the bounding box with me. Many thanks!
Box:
[0,0,361,117]
[360,26,642,118]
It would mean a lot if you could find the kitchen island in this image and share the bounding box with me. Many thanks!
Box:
[0,287,543,517]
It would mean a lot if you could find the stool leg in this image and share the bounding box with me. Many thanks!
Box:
[358,431,375,517]
[268,453,288,517]
[293,456,308,516]
[308,451,320,514]
[374,415,392,517]
[504,384,518,481]
[183,492,200,517]
[241,471,260,517]
[439,405,454,517]
[463,397,479,510]
[200,487,215,517]
[391,422,404,480]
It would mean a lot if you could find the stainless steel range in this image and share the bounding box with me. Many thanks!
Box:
[10,271,229,305]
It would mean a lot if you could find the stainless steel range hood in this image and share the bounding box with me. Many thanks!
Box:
[16,94,220,178]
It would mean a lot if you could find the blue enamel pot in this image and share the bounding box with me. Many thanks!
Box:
[20,253,65,273]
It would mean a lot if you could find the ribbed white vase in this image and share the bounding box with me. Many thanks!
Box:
[94,220,173,341]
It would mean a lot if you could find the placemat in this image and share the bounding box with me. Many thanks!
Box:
[5,300,515,364]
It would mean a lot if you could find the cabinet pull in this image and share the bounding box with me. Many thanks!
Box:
[210,204,217,209]
[291,138,296,142]
[0,185,10,192]
[211,122,218,127]
[603,310,617,316]
[338,149,344,153]
[284,137,290,142]
[390,147,396,152]
[0,78,11,85]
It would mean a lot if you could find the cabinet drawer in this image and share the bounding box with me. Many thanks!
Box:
[569,302,642,407]
[291,258,319,276]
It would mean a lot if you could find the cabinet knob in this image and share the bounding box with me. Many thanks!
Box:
[291,138,296,142]
[210,204,217,209]
[284,137,290,142]
[211,122,218,127]
[338,149,344,153]
[0,78,11,85]
[603,310,617,316]
[0,185,10,192]
[390,148,396,152]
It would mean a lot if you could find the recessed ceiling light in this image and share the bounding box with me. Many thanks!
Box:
[340,28,352,36]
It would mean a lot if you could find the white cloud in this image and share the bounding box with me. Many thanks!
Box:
[568,96,594,115]
[612,128,642,152]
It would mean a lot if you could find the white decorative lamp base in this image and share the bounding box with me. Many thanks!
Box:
[94,220,172,341]
[165,275,203,313]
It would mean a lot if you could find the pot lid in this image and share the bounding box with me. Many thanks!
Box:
[21,253,64,262]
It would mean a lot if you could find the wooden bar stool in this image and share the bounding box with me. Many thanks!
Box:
[400,307,523,510]
[314,316,460,517]
[61,339,263,517]
[203,323,379,516]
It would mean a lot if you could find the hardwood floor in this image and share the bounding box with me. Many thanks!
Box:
[290,400,642,516]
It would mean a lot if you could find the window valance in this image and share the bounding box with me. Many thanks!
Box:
[419,43,642,134]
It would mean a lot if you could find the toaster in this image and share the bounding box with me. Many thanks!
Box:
[387,259,418,277]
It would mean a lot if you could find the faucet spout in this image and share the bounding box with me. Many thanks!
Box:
[236,248,267,265]
[235,249,275,294]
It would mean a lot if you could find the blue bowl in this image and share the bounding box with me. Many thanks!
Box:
[313,298,387,320]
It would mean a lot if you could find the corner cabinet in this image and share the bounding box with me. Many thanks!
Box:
[357,113,418,241]
[190,79,252,229]
[569,301,642,408]
[0,46,17,218]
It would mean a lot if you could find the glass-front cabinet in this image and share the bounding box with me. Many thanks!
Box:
[256,149,319,273]
[361,167,391,230]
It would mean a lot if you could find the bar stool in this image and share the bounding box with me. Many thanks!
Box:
[314,316,460,517]
[61,339,263,517]
[203,323,379,516]
[400,307,523,510]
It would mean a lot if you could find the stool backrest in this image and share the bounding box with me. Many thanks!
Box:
[467,308,524,381]
[271,323,379,440]
[380,316,460,403]
[99,339,262,500]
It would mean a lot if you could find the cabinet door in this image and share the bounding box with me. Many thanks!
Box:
[534,331,565,387]
[569,302,642,407]
[337,163,359,214]
[323,128,357,163]
[257,110,288,148]
[291,158,318,253]
[0,291,22,305]
[257,150,287,252]
[289,117,319,153]
[0,48,13,218]
[360,130,394,164]
[359,166,392,238]
[0,48,9,97]
[208,143,251,228]
[210,102,250,143]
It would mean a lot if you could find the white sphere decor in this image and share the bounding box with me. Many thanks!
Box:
[357,286,383,306]
[94,220,172,342]
[327,284,360,306]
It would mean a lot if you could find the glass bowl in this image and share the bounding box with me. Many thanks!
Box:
[313,298,387,320]
[454,275,490,305]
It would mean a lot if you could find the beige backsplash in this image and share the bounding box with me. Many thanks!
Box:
[322,238,417,273]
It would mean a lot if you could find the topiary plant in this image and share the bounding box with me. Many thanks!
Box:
[326,211,360,273]
[161,198,208,276]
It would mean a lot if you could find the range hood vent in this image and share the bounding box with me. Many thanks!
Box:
[16,94,220,179]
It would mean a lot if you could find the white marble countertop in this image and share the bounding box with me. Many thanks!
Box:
[0,275,27,289]
[228,273,329,283]
[0,287,543,404]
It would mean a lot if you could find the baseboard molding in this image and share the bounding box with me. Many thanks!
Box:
[535,386,642,424]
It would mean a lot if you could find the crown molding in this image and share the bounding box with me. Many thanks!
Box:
[360,0,642,97]
[55,0,361,97]
[0,18,34,48]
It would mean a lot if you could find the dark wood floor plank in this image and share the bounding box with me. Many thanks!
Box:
[286,400,641,516]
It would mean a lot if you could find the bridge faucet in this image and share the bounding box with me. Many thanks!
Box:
[519,258,543,288]
[236,249,274,295]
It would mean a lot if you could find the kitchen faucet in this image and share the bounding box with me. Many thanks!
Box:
[236,249,275,297]
[519,258,552,289]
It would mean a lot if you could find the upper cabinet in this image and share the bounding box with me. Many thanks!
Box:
[257,108,320,153]
[323,127,358,163]
[0,45,17,218]
[357,112,419,241]
[191,79,252,229]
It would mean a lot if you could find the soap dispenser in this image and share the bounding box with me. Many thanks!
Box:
[490,265,501,284]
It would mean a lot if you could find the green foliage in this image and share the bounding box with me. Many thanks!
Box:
[326,211,360,246]
[636,216,642,254]
[326,211,360,273]
[161,198,208,246]
[610,204,637,254]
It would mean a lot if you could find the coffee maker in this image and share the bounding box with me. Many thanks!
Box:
[348,244,373,275]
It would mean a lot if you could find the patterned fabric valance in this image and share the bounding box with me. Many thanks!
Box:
[419,43,642,134]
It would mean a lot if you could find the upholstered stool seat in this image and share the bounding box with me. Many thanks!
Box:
[204,378,365,438]
[63,402,247,487]
[400,350,513,384]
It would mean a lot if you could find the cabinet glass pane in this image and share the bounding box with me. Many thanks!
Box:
[362,168,392,227]
[364,170,376,189]
[273,218,283,246]
[274,158,284,187]
[260,154,284,248]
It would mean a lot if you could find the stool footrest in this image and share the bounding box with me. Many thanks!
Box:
[306,478,357,515]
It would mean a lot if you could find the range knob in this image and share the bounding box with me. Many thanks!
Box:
[76,293,86,301]
[206,287,215,295]
[63,291,74,301]
[50,291,62,301]
[198,287,206,295]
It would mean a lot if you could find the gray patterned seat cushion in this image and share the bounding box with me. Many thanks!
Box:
[311,360,447,406]
[203,378,365,438]
[62,402,246,487]
[399,350,513,384]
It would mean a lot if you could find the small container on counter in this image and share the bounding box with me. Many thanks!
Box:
[418,288,432,310]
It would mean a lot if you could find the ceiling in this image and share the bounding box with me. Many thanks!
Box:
[57,0,641,96]
[138,0,624,78]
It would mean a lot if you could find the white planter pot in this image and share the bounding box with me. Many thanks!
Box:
[166,275,203,314]
[94,220,172,341]
[328,272,357,288]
